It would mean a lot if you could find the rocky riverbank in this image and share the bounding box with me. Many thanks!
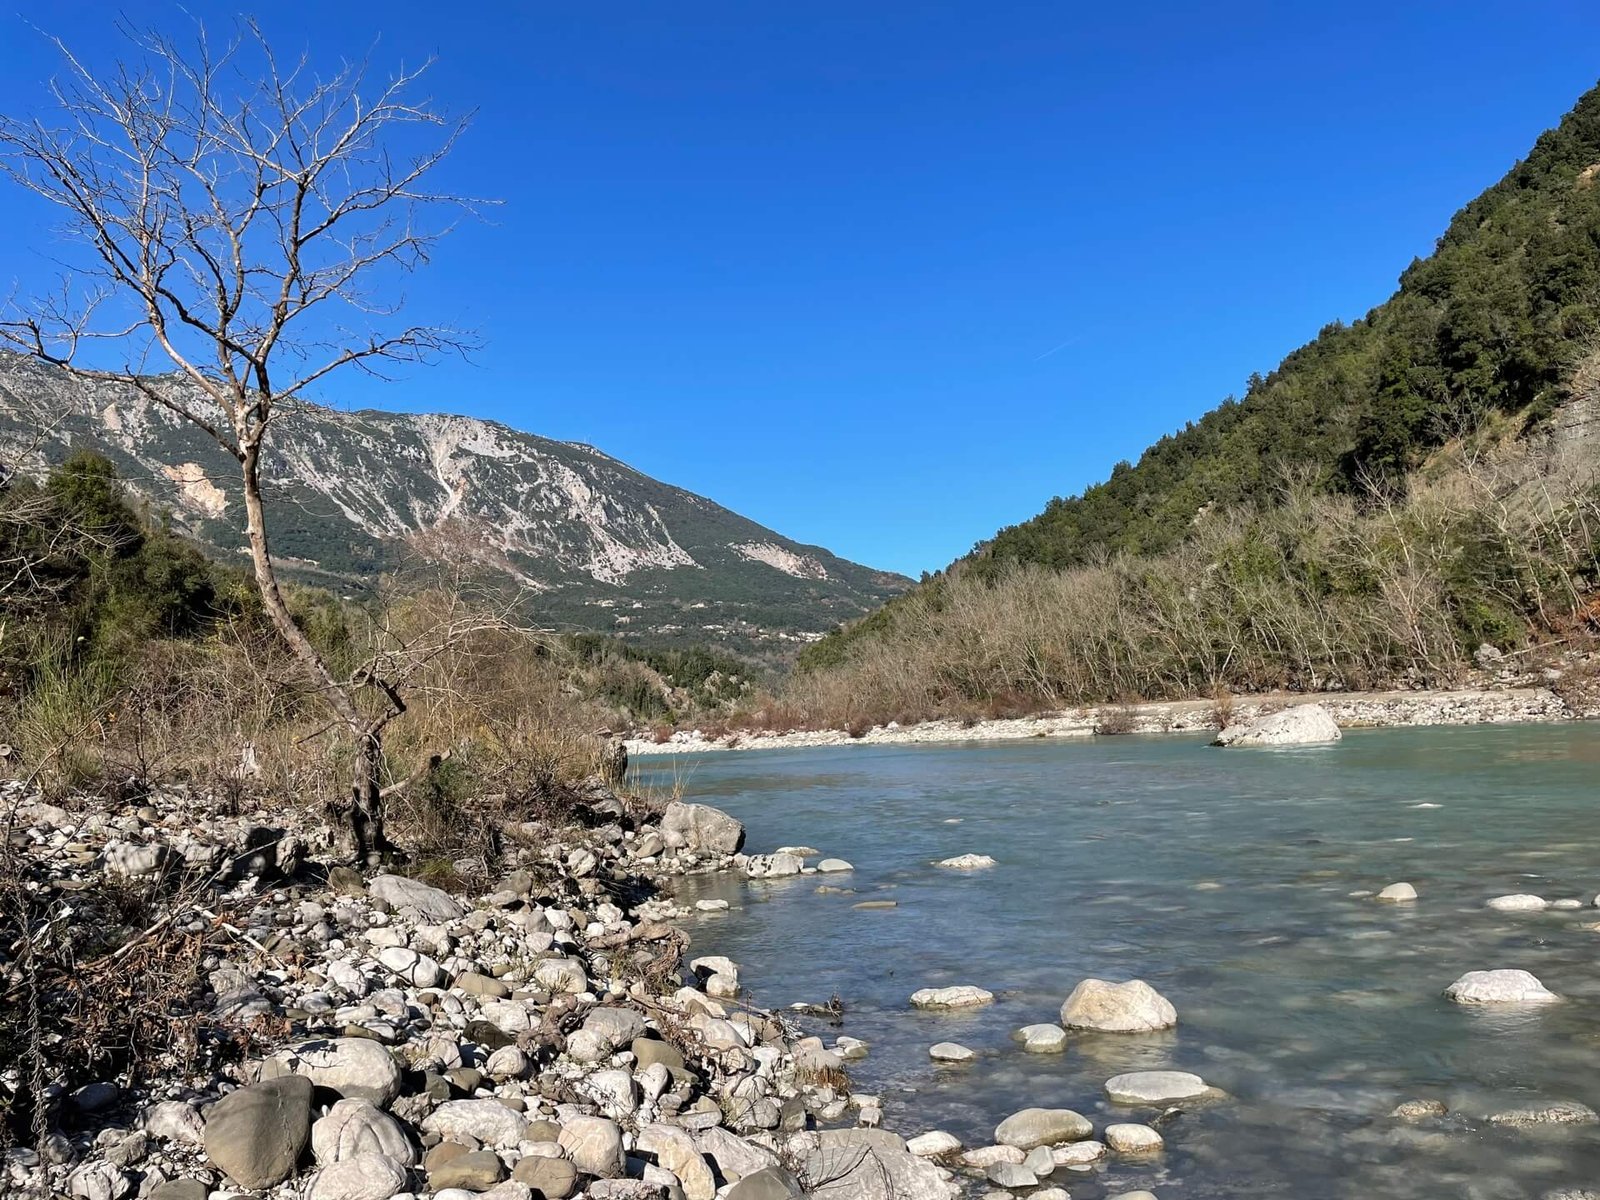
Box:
[627,685,1582,757]
[0,780,972,1200]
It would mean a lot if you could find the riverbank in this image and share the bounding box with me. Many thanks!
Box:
[627,685,1579,756]
[0,780,961,1200]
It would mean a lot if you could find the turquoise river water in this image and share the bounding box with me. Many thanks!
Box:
[635,724,1600,1200]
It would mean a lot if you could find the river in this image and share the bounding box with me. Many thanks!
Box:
[635,723,1600,1200]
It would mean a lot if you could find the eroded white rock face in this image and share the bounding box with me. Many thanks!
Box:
[1213,704,1342,747]
[1059,978,1177,1033]
[1444,969,1560,1005]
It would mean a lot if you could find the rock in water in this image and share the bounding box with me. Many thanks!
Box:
[1213,704,1341,747]
[928,1043,975,1063]
[1487,1101,1599,1127]
[906,1132,962,1158]
[1444,969,1560,1005]
[935,854,996,870]
[1012,1024,1068,1053]
[1059,978,1177,1033]
[1104,1071,1212,1105]
[1376,882,1418,903]
[910,985,993,1009]
[993,1109,1093,1149]
[661,802,746,855]
[1486,894,1548,912]
[203,1076,313,1189]
[1104,1124,1163,1154]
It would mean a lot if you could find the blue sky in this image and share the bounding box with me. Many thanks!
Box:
[2,2,1599,577]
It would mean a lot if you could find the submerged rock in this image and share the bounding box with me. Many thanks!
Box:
[1444,969,1560,1005]
[1104,1071,1212,1105]
[1487,1101,1599,1127]
[1013,1024,1068,1053]
[935,854,996,870]
[1213,704,1341,747]
[911,986,993,1010]
[1391,1099,1448,1120]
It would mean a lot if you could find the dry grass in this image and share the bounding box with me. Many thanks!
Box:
[763,439,1600,730]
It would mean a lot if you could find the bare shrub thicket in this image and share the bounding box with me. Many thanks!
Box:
[774,438,1600,729]
[1,587,613,858]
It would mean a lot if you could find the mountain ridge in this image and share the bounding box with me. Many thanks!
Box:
[0,351,908,655]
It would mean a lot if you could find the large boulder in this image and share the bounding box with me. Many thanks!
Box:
[311,1099,415,1166]
[559,1116,626,1177]
[367,873,465,922]
[1213,704,1341,748]
[695,1126,780,1182]
[803,1129,959,1200]
[1059,979,1176,1033]
[636,1124,716,1200]
[203,1076,313,1189]
[661,802,746,856]
[1444,969,1560,1005]
[280,1039,403,1106]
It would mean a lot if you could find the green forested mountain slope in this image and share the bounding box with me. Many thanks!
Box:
[803,79,1600,669]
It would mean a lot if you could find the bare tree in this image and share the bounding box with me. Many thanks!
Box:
[0,20,480,861]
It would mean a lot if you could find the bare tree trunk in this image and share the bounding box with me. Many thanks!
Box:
[241,440,385,860]
[351,730,388,864]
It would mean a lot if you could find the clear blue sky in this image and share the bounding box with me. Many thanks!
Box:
[3,2,1599,577]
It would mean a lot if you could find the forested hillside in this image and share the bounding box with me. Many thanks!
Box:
[775,83,1600,722]
[802,79,1600,675]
